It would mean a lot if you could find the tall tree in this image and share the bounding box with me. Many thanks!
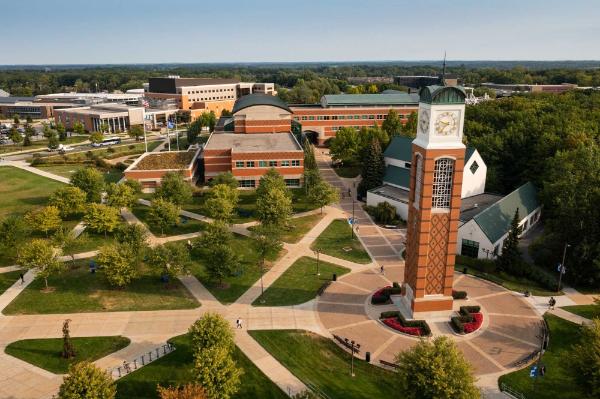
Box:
[204,184,239,223]
[401,111,418,138]
[9,127,23,146]
[84,204,121,237]
[25,205,62,236]
[72,121,85,135]
[256,186,292,227]
[71,167,105,203]
[251,224,283,281]
[155,172,193,206]
[106,182,136,209]
[189,312,235,353]
[128,125,144,141]
[496,208,523,274]
[148,198,180,236]
[308,179,339,213]
[148,242,190,282]
[56,122,67,141]
[382,109,403,137]
[303,137,318,171]
[53,227,79,266]
[18,239,62,290]
[57,361,116,399]
[115,223,148,256]
[97,244,137,288]
[329,127,361,164]
[568,318,600,397]
[196,222,239,286]
[0,216,30,260]
[395,336,479,399]
[49,186,87,218]
[357,138,385,197]
[208,172,239,190]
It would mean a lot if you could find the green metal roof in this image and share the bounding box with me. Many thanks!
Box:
[465,146,476,161]
[322,93,419,107]
[383,136,413,162]
[232,94,291,114]
[473,182,539,243]
[383,165,410,189]
[419,85,466,104]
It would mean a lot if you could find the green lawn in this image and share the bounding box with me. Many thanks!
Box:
[5,336,130,374]
[131,203,206,236]
[455,265,560,296]
[189,233,281,304]
[252,257,350,306]
[0,270,22,295]
[0,166,65,218]
[499,314,586,399]
[311,219,371,264]
[250,330,396,399]
[332,165,361,178]
[0,135,88,154]
[562,304,600,320]
[248,213,324,244]
[116,333,286,399]
[33,164,123,183]
[3,262,199,315]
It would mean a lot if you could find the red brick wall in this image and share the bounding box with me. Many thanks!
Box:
[234,119,292,134]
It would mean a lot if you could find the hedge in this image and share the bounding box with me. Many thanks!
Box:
[379,311,431,336]
[370,283,402,305]
[450,306,483,334]
[452,290,468,300]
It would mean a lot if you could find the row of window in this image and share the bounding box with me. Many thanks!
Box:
[234,160,301,168]
[189,95,235,102]
[186,88,235,94]
[239,179,300,188]
[332,126,363,131]
[294,113,412,122]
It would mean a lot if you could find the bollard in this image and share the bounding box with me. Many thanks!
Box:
[148,351,153,361]
[156,348,160,358]
[133,359,137,370]
[365,351,371,363]
[463,267,467,274]
[333,273,337,281]
[141,355,145,365]
[163,345,167,355]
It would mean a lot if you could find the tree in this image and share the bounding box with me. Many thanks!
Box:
[17,239,62,290]
[148,242,190,282]
[308,179,339,213]
[357,138,385,197]
[62,319,76,359]
[208,172,238,190]
[49,186,87,218]
[97,244,137,288]
[115,223,148,256]
[123,178,143,195]
[48,132,60,149]
[568,318,600,397]
[13,115,19,125]
[155,172,193,206]
[401,111,418,138]
[303,137,318,171]
[251,225,283,288]
[9,127,23,146]
[148,198,180,235]
[375,201,397,224]
[303,168,321,195]
[26,115,33,124]
[56,122,67,141]
[204,184,239,223]
[106,182,136,209]
[395,336,479,399]
[187,117,204,144]
[256,186,292,227]
[73,121,85,135]
[53,227,79,266]
[157,384,207,399]
[256,168,288,197]
[201,111,217,133]
[189,313,235,353]
[90,131,104,144]
[128,124,144,141]
[71,167,105,203]
[24,125,35,146]
[329,127,361,164]
[496,208,523,275]
[84,203,121,237]
[0,216,30,259]
[57,361,116,399]
[382,109,403,137]
[25,205,62,236]
[196,222,239,285]
[99,122,109,133]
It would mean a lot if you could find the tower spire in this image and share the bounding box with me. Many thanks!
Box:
[441,51,447,86]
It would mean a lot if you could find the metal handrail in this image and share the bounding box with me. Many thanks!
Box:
[109,343,175,379]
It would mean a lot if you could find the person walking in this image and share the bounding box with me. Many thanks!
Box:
[380,264,385,275]
[236,318,243,329]
[19,272,24,284]
[548,297,556,310]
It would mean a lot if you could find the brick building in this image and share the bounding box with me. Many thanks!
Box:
[203,94,304,188]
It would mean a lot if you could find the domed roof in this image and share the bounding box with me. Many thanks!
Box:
[419,85,466,104]
[232,94,291,114]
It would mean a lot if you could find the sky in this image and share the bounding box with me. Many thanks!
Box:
[1,0,599,64]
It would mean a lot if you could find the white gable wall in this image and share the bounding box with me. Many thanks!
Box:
[457,219,495,259]
[462,149,487,198]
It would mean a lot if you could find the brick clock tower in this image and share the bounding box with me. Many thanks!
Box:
[402,85,467,317]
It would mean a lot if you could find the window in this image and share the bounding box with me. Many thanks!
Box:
[338,115,345,120]
[235,161,244,168]
[413,154,423,207]
[246,161,255,167]
[354,115,360,119]
[281,160,290,167]
[285,179,300,187]
[292,160,300,166]
[301,116,308,121]
[309,116,315,120]
[293,117,299,121]
[461,239,480,258]
[317,116,324,120]
[269,160,277,167]
[239,180,256,188]
[470,160,479,174]
[259,160,267,167]
[361,115,368,120]
[368,115,375,120]
[432,158,455,209]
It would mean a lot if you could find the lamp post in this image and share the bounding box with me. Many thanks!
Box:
[351,200,355,239]
[344,338,360,377]
[313,248,321,276]
[557,242,570,293]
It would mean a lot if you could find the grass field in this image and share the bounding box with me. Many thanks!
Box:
[33,164,123,183]
[5,336,130,374]
[0,166,65,218]
[252,257,350,306]
[311,219,371,264]
[250,330,396,399]
[248,213,324,244]
[0,270,22,295]
[562,304,600,320]
[189,233,281,304]
[3,262,199,315]
[498,314,587,399]
[115,333,286,399]
[131,203,206,236]
[0,136,88,154]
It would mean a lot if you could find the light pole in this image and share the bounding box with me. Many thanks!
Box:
[344,338,360,377]
[557,242,570,293]
[314,248,321,276]
[351,199,355,239]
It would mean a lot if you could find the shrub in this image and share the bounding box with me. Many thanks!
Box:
[379,311,431,336]
[452,290,468,300]
[450,306,483,334]
[371,284,402,304]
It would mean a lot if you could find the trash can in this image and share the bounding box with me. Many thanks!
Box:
[333,273,337,281]
[463,267,468,274]
[365,351,371,363]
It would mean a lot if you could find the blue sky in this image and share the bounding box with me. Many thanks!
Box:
[1,0,599,64]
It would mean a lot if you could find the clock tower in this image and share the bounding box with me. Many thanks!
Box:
[402,85,466,317]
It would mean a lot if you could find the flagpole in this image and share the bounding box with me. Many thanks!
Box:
[175,112,179,151]
[143,119,148,152]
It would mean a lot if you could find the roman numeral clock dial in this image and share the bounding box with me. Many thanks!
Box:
[434,111,458,136]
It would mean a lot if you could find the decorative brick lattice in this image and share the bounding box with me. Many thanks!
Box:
[404,206,419,290]
[425,213,449,295]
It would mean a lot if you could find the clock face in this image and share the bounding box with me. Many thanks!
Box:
[434,111,459,136]
[418,109,430,134]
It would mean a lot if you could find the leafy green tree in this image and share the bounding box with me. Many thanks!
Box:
[52,227,79,266]
[357,138,385,197]
[26,115,33,124]
[71,167,105,203]
[0,216,30,259]
[375,201,397,224]
[25,205,62,236]
[201,111,217,133]
[256,168,287,197]
[395,336,479,399]
[57,361,116,399]
[97,244,137,288]
[189,312,235,353]
[89,132,104,144]
[115,223,148,256]
[48,133,60,149]
[187,117,204,144]
[148,242,190,281]
[123,179,143,195]
[196,222,239,285]
[128,125,144,141]
[18,239,62,290]
[56,122,67,141]
[13,115,19,125]
[496,208,523,275]
[401,111,418,138]
[155,172,192,205]
[204,184,239,223]
[49,186,87,218]
[568,318,600,397]
[84,204,121,237]
[72,121,85,135]
[329,127,361,164]
[24,125,35,146]
[106,182,136,209]
[256,185,292,227]
[99,122,109,133]
[9,127,23,146]
[303,168,321,195]
[148,198,180,235]
[308,179,339,213]
[382,109,403,137]
[208,172,238,190]
[251,225,283,284]
[303,137,318,171]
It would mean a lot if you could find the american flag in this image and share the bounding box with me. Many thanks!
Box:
[142,99,150,108]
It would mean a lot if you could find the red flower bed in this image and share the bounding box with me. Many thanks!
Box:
[463,312,483,334]
[383,318,422,336]
[373,286,391,299]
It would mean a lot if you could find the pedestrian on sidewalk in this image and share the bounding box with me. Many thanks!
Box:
[380,265,385,275]
[19,272,24,284]
[548,297,556,310]
[236,318,243,329]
